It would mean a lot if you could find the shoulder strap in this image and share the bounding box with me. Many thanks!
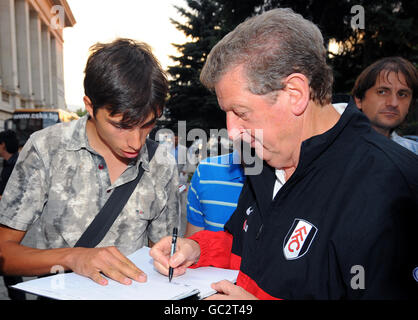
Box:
[74,139,159,248]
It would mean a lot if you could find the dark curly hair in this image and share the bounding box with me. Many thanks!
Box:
[84,38,168,128]
[0,130,19,154]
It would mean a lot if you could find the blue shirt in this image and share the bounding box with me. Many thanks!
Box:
[391,132,418,155]
[187,152,245,231]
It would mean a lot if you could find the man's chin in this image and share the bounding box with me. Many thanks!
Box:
[375,120,402,133]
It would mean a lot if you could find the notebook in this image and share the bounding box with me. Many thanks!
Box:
[12,247,239,300]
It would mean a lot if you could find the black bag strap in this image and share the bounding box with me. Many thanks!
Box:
[74,139,159,248]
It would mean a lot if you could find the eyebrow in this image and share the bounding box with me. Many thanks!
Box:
[222,104,249,112]
[398,88,413,94]
[377,86,412,94]
[107,115,156,129]
[108,118,124,127]
[140,117,156,128]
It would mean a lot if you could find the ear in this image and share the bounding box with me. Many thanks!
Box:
[83,96,94,117]
[282,73,310,116]
[354,97,362,110]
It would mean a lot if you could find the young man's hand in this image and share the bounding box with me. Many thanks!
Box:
[67,246,147,285]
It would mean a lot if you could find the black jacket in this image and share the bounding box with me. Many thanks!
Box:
[225,101,418,299]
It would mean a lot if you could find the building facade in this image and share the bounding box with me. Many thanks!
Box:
[0,0,75,125]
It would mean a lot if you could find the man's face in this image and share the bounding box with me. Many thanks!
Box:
[355,71,412,136]
[214,65,300,169]
[90,107,155,161]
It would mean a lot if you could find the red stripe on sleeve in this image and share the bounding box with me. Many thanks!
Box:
[187,230,280,299]
[237,272,281,300]
[188,230,239,269]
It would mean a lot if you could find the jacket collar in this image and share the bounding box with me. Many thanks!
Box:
[247,98,371,214]
[65,115,90,152]
[295,98,370,175]
[5,152,19,166]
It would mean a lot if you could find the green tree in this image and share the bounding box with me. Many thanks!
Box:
[165,0,267,133]
[263,0,418,133]
[166,0,418,133]
[165,0,226,134]
[75,108,87,117]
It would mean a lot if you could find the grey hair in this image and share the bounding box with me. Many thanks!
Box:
[200,8,333,105]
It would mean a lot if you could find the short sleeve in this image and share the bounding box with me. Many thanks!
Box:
[186,168,205,227]
[0,138,48,231]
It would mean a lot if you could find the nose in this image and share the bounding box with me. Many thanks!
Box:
[127,127,143,151]
[226,112,241,141]
[386,93,399,108]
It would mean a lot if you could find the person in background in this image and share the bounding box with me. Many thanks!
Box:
[352,56,418,154]
[0,38,179,286]
[0,130,25,300]
[184,150,245,237]
[150,8,417,299]
[0,130,19,199]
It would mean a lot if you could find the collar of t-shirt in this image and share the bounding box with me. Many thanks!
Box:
[273,169,286,199]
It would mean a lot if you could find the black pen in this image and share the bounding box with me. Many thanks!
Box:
[168,227,178,282]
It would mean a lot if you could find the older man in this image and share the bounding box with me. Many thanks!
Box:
[150,9,417,299]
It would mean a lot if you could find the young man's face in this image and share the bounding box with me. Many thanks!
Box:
[355,71,413,137]
[84,97,155,161]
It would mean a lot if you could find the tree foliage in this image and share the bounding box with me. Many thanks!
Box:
[164,0,266,134]
[165,0,418,133]
[75,108,87,117]
[164,0,224,134]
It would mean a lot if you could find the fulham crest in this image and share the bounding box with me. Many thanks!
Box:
[283,219,317,260]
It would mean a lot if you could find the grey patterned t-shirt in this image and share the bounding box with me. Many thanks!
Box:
[0,116,179,255]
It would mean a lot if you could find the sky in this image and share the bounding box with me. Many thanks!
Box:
[63,0,189,111]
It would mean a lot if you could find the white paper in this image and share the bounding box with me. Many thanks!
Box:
[12,247,239,300]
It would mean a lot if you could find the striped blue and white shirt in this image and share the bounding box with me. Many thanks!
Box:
[186,152,245,232]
